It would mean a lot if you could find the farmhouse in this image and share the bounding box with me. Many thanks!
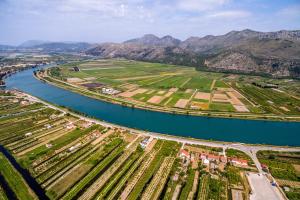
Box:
[25,132,32,137]
[102,87,120,95]
[139,137,153,149]
[180,149,190,159]
[229,158,248,166]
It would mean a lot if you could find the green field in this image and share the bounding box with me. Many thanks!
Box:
[47,59,300,117]
[0,153,37,200]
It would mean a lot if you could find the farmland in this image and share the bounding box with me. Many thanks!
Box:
[40,59,300,121]
[0,90,298,200]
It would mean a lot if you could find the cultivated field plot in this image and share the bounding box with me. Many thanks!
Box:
[50,59,300,115]
[50,59,300,116]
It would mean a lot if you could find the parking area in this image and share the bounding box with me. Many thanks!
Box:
[247,173,284,200]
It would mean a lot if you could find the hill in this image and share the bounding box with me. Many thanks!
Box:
[86,29,300,78]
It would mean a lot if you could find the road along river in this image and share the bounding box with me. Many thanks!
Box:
[5,67,300,146]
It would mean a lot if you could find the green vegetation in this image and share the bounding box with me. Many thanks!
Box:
[0,185,8,200]
[20,125,100,167]
[286,188,300,200]
[95,149,143,199]
[127,140,180,200]
[61,141,125,200]
[226,149,252,161]
[0,153,36,200]
[207,178,226,200]
[209,103,235,112]
[179,168,196,200]
[257,151,300,181]
[225,166,242,185]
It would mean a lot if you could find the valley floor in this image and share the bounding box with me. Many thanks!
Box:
[39,59,300,121]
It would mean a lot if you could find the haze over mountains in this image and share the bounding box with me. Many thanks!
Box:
[2,29,300,78]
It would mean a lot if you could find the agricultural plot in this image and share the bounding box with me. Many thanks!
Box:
[237,84,300,115]
[0,153,37,200]
[0,93,295,200]
[49,59,300,116]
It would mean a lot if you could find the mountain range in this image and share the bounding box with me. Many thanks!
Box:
[87,29,300,78]
[1,29,300,78]
[0,40,94,52]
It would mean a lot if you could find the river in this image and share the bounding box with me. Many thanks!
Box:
[5,67,300,146]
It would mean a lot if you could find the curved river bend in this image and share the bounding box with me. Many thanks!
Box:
[5,68,300,146]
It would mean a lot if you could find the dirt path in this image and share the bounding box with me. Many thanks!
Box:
[146,75,172,86]
[210,79,216,91]
[180,78,192,88]
[120,143,162,200]
[188,170,199,200]
[116,75,161,81]
[172,184,182,200]
[78,138,142,200]
[164,97,173,106]
[141,157,175,200]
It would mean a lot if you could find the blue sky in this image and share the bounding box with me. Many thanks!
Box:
[0,0,299,45]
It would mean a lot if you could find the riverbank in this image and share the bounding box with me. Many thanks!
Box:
[16,89,300,151]
[5,67,300,146]
[37,69,300,122]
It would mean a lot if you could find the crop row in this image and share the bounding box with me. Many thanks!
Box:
[78,138,142,200]
[0,153,37,200]
[61,140,125,200]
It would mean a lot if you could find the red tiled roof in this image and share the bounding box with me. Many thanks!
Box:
[180,149,189,157]
[230,158,248,164]
[207,154,220,159]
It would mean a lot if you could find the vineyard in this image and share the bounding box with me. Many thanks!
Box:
[0,92,257,200]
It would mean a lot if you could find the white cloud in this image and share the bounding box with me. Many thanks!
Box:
[207,10,251,18]
[176,0,229,12]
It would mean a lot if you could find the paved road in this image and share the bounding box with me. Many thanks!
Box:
[247,173,284,200]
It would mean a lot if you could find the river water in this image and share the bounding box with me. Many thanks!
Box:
[5,68,300,146]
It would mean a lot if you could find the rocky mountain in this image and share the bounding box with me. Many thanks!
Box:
[87,29,300,78]
[124,34,181,46]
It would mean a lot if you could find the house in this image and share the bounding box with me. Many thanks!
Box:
[230,158,248,166]
[45,124,52,129]
[220,156,227,163]
[20,100,29,106]
[203,158,210,165]
[140,137,153,149]
[65,122,75,130]
[180,149,190,159]
[25,132,32,137]
[207,154,220,162]
[102,87,120,95]
[200,153,207,160]
[68,143,81,152]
